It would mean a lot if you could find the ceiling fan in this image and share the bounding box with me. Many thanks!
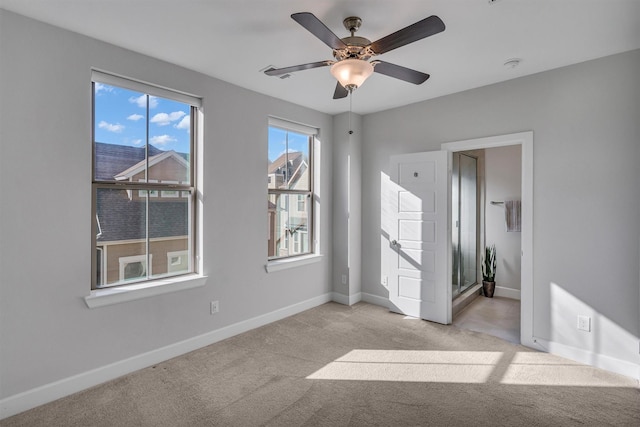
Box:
[264,12,445,99]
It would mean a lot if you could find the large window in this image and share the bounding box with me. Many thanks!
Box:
[91,71,200,289]
[267,118,316,260]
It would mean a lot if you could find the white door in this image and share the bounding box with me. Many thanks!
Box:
[387,151,451,324]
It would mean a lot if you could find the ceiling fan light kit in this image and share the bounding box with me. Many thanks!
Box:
[330,59,374,91]
[265,12,445,99]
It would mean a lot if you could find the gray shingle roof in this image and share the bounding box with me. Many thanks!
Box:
[94,142,164,181]
[95,142,189,242]
[96,189,188,242]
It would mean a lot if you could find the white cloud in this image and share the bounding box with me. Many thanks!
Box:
[150,111,186,126]
[98,120,124,133]
[129,94,158,109]
[175,115,190,130]
[131,139,144,146]
[94,83,113,94]
[127,114,144,121]
[150,134,176,145]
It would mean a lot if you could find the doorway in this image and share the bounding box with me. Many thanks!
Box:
[442,132,533,347]
[385,131,533,346]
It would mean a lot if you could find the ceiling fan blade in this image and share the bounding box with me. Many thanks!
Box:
[373,61,430,84]
[333,82,349,99]
[264,61,332,76]
[370,15,445,55]
[291,12,347,50]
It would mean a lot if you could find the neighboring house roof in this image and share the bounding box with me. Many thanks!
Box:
[94,142,164,181]
[268,151,302,174]
[96,189,188,242]
[268,151,308,189]
[95,142,189,243]
[114,150,189,181]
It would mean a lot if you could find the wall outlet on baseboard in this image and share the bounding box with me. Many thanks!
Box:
[210,300,219,315]
[577,315,590,332]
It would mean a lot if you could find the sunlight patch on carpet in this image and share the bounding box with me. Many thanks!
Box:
[306,350,502,383]
[307,350,638,387]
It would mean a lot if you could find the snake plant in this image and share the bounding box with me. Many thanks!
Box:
[482,244,497,282]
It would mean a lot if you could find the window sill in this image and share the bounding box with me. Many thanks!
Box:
[265,254,323,273]
[84,274,208,308]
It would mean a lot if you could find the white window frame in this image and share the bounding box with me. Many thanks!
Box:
[89,70,206,303]
[266,117,320,270]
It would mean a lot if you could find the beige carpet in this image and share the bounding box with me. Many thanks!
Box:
[3,302,639,426]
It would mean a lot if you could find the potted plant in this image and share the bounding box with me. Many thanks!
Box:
[482,244,497,298]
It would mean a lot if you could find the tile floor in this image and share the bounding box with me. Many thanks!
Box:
[452,296,521,344]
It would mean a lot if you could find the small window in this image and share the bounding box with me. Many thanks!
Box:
[267,118,316,260]
[167,250,189,273]
[119,254,152,282]
[92,71,200,289]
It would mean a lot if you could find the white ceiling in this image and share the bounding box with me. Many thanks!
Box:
[1,0,639,115]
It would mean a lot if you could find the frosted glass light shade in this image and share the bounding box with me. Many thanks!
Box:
[330,59,374,89]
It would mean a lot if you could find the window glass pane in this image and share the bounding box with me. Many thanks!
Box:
[267,193,310,259]
[94,85,192,185]
[147,98,191,184]
[267,127,310,191]
[96,188,148,287]
[92,75,196,290]
[149,191,191,280]
[94,83,148,182]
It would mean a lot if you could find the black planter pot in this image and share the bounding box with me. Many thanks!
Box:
[482,280,496,298]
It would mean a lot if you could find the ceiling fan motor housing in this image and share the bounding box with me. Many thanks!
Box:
[333,36,373,61]
[333,16,373,60]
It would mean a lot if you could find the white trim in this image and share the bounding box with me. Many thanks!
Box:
[441,131,534,349]
[331,292,362,306]
[1,293,331,420]
[268,116,318,136]
[532,337,640,380]
[84,274,207,309]
[494,286,521,300]
[91,69,201,108]
[361,292,390,309]
[265,254,323,273]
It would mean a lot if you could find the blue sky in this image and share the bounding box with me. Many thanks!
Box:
[268,127,309,163]
[94,82,191,154]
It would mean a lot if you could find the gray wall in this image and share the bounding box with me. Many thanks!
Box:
[0,10,333,399]
[362,49,640,369]
[485,145,522,293]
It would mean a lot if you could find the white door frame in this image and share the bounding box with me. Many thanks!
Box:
[441,131,534,348]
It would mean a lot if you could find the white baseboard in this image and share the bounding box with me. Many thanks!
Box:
[361,292,389,308]
[532,337,640,380]
[0,293,333,420]
[494,286,521,300]
[331,292,362,306]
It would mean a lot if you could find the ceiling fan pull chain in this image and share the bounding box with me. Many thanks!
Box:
[348,91,354,135]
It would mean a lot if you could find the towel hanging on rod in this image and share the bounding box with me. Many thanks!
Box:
[504,199,521,232]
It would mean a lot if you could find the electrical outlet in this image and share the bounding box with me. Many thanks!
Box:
[210,300,219,315]
[381,275,388,286]
[577,315,590,332]
[341,274,347,285]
